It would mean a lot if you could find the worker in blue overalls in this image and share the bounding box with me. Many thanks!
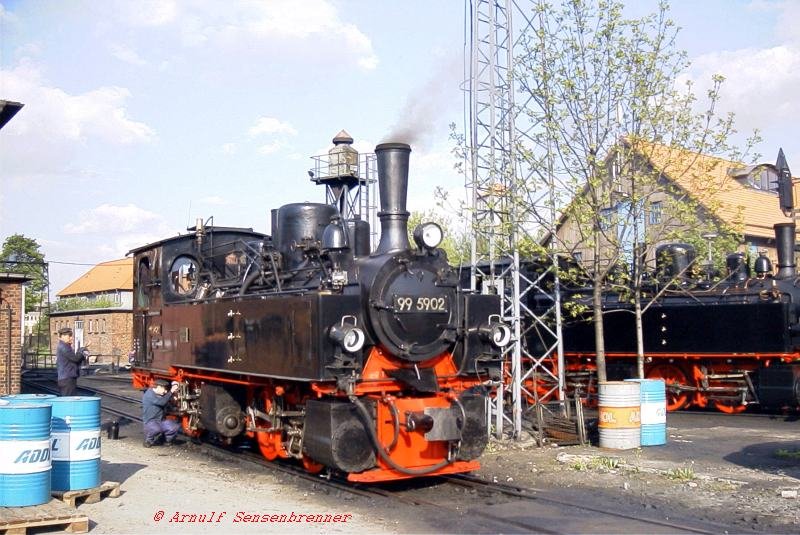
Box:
[142,379,180,447]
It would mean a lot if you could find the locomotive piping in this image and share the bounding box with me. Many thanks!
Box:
[349,395,452,475]
[374,142,411,254]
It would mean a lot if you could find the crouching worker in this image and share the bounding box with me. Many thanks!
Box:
[142,379,180,447]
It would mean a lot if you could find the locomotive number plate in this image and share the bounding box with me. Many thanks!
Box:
[393,295,449,313]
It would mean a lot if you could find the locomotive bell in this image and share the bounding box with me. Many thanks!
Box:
[754,253,773,277]
[322,217,348,250]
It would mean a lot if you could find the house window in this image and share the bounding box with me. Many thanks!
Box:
[649,201,662,225]
[102,319,106,333]
[574,252,583,263]
[599,208,614,231]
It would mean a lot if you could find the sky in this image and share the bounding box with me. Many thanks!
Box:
[1,0,799,297]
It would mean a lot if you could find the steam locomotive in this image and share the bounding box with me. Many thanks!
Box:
[130,142,510,482]
[527,222,800,414]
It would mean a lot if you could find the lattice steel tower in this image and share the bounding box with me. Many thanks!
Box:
[465,0,565,438]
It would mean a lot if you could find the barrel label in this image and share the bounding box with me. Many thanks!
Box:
[598,406,641,428]
[640,403,667,424]
[0,439,51,473]
[51,430,101,461]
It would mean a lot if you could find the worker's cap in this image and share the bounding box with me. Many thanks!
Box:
[154,379,170,389]
[58,327,73,336]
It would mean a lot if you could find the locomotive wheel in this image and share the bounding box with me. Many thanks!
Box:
[713,400,748,414]
[302,456,324,474]
[255,391,288,461]
[181,415,203,439]
[257,431,285,461]
[646,364,690,411]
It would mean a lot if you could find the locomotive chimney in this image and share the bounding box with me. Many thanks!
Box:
[774,222,797,279]
[375,142,411,254]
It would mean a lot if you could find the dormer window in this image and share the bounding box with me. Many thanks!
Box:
[727,164,779,192]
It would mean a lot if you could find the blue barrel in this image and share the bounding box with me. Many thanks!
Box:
[0,403,52,506]
[2,393,57,403]
[49,396,102,491]
[626,378,667,446]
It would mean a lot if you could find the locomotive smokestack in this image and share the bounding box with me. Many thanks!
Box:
[375,142,411,254]
[775,222,797,279]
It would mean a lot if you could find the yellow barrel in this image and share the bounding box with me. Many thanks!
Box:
[598,381,641,450]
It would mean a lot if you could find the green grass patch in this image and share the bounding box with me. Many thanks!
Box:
[666,467,696,481]
[775,449,800,460]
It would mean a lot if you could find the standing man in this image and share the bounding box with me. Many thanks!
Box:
[56,327,85,396]
[142,379,181,447]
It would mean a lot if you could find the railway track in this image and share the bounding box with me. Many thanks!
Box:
[21,375,142,423]
[18,375,748,534]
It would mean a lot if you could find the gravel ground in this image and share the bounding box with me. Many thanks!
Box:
[81,434,416,534]
[475,418,800,534]
[53,385,800,534]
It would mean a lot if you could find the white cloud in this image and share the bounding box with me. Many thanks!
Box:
[1,61,154,144]
[64,204,162,234]
[109,43,147,66]
[0,60,155,185]
[0,3,19,25]
[15,42,42,58]
[679,44,800,131]
[112,0,178,27]
[257,141,285,155]
[248,117,297,137]
[110,0,378,70]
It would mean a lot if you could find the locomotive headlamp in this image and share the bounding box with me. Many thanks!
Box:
[329,320,365,353]
[479,317,512,348]
[413,222,443,250]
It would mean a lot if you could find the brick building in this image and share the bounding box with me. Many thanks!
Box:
[0,273,31,396]
[50,258,133,367]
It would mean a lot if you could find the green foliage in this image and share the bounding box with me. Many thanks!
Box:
[512,0,759,379]
[775,449,800,460]
[53,296,119,312]
[0,234,48,311]
[666,466,697,481]
[594,456,621,470]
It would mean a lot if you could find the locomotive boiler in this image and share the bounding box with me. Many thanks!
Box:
[526,222,800,414]
[130,142,510,482]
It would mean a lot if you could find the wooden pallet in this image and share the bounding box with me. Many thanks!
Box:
[0,499,89,534]
[51,481,121,508]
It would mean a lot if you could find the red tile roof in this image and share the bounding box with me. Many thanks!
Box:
[57,258,133,297]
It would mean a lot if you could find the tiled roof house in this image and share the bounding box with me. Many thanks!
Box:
[50,258,133,368]
[552,140,797,270]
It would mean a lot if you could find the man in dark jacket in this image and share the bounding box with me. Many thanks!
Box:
[56,327,86,396]
[142,379,180,447]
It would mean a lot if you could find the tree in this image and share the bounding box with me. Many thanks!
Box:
[515,0,758,381]
[1,234,48,311]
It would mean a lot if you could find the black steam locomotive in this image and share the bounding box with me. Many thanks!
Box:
[527,222,800,413]
[130,142,510,482]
